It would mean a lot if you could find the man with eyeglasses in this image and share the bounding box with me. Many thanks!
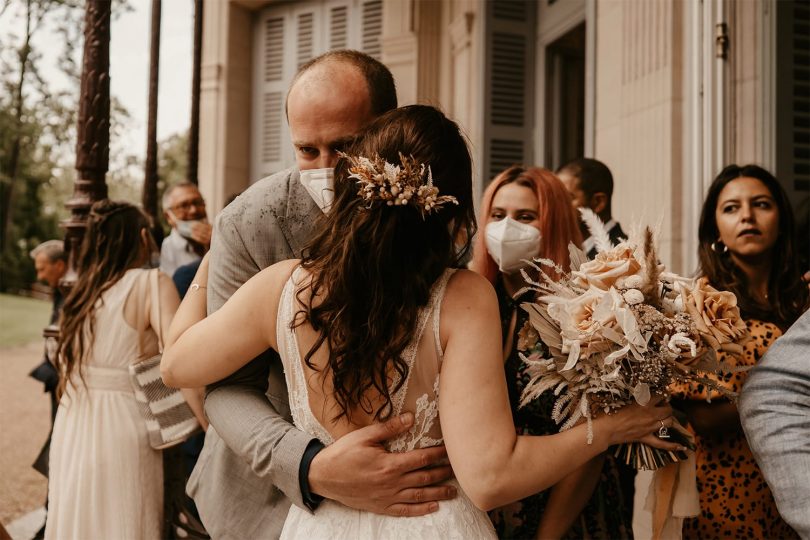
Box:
[160,182,212,277]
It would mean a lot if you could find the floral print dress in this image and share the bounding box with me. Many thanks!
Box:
[488,282,633,539]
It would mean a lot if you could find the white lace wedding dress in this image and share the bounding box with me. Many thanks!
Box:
[277,267,496,539]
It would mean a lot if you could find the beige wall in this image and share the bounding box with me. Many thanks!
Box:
[445,0,486,195]
[594,0,687,272]
[728,0,767,166]
[383,0,486,195]
[197,0,768,254]
[198,1,256,214]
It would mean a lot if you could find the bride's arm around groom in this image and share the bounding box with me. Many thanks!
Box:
[163,257,683,513]
[165,192,456,538]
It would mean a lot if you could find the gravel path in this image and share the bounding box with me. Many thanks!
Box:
[0,342,50,526]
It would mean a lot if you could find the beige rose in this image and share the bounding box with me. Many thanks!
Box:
[550,287,605,336]
[680,277,749,354]
[548,287,626,363]
[571,245,642,291]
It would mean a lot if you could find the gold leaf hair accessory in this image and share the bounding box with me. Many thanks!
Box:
[339,151,458,217]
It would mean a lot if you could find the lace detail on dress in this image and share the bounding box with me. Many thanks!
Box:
[388,375,442,452]
[279,267,457,449]
[385,269,454,452]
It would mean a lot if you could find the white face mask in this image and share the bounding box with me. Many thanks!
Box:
[299,167,335,213]
[485,218,542,274]
[169,212,208,240]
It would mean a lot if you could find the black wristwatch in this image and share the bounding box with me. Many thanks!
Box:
[299,439,326,511]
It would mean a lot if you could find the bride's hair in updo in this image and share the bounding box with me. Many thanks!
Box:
[298,104,476,421]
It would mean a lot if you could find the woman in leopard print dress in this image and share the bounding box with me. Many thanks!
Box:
[673,165,809,539]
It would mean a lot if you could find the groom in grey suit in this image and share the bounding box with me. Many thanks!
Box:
[189,50,457,538]
[740,309,810,538]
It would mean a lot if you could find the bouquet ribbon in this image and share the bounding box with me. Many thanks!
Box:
[644,451,700,540]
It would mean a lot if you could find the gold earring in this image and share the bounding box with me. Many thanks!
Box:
[711,241,728,254]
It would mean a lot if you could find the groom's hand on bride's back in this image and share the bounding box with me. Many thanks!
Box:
[307,412,457,516]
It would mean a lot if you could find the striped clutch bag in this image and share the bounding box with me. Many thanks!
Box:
[129,353,201,450]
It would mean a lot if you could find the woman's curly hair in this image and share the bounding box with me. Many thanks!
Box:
[296,105,476,421]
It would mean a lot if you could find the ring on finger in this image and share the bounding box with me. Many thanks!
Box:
[658,418,670,439]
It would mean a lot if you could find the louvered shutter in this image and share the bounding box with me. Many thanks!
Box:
[361,0,383,59]
[483,0,537,183]
[296,11,316,68]
[775,0,810,251]
[329,4,349,49]
[253,15,287,179]
[252,0,385,181]
[792,2,810,194]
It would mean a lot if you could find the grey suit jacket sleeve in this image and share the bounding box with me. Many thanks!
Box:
[204,174,314,509]
[740,309,810,538]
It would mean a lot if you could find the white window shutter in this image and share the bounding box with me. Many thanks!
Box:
[296,12,316,68]
[263,17,284,82]
[253,15,288,180]
[484,0,537,183]
[361,0,383,59]
[252,0,386,182]
[329,5,349,49]
[261,92,283,165]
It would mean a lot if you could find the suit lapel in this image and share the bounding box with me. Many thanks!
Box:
[278,169,321,257]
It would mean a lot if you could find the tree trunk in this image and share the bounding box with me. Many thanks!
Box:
[188,0,203,186]
[143,0,162,219]
[0,0,33,253]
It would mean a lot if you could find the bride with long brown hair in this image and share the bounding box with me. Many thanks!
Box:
[162,105,680,538]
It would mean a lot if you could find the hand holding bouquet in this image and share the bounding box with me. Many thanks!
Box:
[517,210,749,470]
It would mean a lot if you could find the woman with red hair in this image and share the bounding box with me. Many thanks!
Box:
[471,166,632,539]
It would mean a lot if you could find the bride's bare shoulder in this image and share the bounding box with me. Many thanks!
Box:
[439,269,500,351]
[252,258,301,287]
[443,269,498,313]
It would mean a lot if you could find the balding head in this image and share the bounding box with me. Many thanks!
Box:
[288,50,397,117]
[286,51,397,170]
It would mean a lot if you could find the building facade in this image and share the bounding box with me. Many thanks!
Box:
[198,0,808,275]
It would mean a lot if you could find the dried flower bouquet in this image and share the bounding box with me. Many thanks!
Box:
[517,210,749,470]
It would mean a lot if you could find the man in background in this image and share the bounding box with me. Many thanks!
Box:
[557,158,626,258]
[160,182,212,277]
[28,239,67,539]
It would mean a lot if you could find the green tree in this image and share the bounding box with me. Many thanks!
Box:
[0,99,61,291]
[0,0,135,292]
[158,131,189,190]
[154,130,188,232]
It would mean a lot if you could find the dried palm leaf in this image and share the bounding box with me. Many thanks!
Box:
[578,207,614,253]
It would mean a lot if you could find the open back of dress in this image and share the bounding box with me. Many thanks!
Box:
[276,266,495,539]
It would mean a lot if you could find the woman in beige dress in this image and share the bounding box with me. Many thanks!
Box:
[45,200,205,539]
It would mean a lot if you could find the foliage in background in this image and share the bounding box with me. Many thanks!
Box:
[0,100,60,291]
[0,0,176,293]
[155,130,189,232]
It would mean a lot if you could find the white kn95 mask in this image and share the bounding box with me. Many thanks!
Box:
[485,217,541,274]
[299,168,335,213]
